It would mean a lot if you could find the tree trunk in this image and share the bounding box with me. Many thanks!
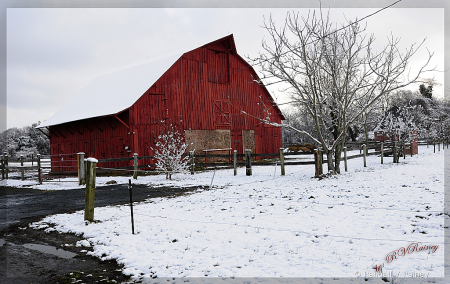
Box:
[364,114,369,155]
[334,144,342,174]
[326,150,334,173]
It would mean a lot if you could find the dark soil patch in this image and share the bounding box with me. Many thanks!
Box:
[0,183,205,283]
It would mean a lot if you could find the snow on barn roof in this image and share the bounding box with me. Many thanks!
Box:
[37,53,181,128]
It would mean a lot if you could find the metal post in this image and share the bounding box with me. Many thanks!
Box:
[245,149,252,176]
[343,147,348,172]
[133,153,138,179]
[77,152,86,185]
[363,144,366,167]
[128,179,135,235]
[380,143,384,164]
[20,155,24,181]
[37,154,42,184]
[280,148,285,176]
[84,158,97,222]
[233,150,237,176]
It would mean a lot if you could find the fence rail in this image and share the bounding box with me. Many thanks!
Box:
[1,137,448,184]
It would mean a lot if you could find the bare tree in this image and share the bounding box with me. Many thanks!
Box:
[255,10,434,173]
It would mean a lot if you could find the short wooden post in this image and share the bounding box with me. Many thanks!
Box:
[245,149,252,176]
[363,144,366,167]
[233,150,237,176]
[4,153,8,179]
[314,149,323,177]
[133,153,138,179]
[77,152,85,185]
[190,151,195,175]
[393,142,398,163]
[380,143,384,164]
[279,148,285,176]
[438,138,440,152]
[343,147,348,172]
[20,155,24,181]
[37,154,42,184]
[84,158,97,222]
[434,139,436,153]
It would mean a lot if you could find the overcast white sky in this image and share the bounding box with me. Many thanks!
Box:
[2,0,448,131]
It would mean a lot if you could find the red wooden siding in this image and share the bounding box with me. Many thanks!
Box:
[47,35,283,171]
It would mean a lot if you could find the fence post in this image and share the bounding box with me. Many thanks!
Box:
[37,154,42,184]
[380,143,384,164]
[343,147,348,172]
[363,144,366,167]
[314,149,323,177]
[133,153,138,179]
[393,142,398,163]
[20,155,24,181]
[84,158,97,222]
[77,152,85,185]
[438,138,440,152]
[433,139,436,153]
[245,149,252,176]
[279,148,285,176]
[190,151,195,175]
[31,154,34,166]
[233,150,237,176]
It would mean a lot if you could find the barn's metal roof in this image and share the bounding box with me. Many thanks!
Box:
[38,35,285,128]
[37,54,181,128]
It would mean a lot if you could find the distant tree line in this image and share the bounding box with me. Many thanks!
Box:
[0,122,50,160]
[283,84,450,146]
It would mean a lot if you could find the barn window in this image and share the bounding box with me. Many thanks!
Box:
[213,100,231,126]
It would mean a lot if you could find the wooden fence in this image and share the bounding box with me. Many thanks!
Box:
[1,138,448,184]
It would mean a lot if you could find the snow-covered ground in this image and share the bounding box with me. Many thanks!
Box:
[20,146,449,283]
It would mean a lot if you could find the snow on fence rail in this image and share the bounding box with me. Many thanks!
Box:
[1,138,448,184]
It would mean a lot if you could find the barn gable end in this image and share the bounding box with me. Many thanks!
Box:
[41,35,284,170]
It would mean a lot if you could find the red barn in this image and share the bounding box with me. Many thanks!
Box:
[38,35,284,171]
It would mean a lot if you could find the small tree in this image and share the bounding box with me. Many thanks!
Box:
[152,125,190,180]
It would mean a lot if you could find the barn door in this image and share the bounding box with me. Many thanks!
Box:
[231,131,243,155]
[242,130,255,154]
